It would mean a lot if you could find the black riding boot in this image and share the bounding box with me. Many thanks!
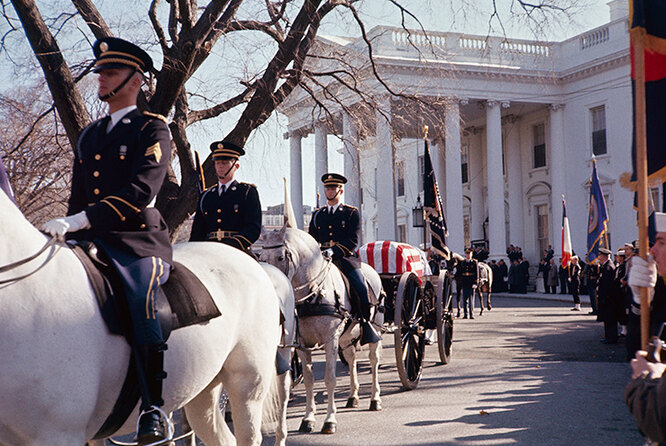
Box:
[135,343,169,445]
[358,291,381,346]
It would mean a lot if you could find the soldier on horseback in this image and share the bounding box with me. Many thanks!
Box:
[41,37,173,444]
[308,173,381,345]
[189,141,262,256]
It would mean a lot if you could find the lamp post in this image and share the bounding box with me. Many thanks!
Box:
[412,194,426,248]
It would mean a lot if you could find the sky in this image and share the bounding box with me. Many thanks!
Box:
[0,0,613,209]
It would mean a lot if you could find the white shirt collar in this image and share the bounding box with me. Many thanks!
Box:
[328,203,342,213]
[218,179,235,194]
[107,105,137,133]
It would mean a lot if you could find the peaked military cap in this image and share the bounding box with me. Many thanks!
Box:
[464,247,473,253]
[598,248,612,256]
[93,37,153,73]
[321,173,347,187]
[210,140,245,161]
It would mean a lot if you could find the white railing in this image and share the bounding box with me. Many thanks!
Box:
[459,36,487,51]
[391,29,446,48]
[500,40,550,56]
[579,26,610,50]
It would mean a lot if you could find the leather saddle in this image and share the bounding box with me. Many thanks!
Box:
[68,241,221,439]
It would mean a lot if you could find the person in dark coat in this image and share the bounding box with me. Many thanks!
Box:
[585,261,601,316]
[559,261,569,294]
[456,248,479,319]
[490,260,501,293]
[189,141,261,256]
[597,248,617,344]
[517,258,529,294]
[538,260,549,293]
[308,173,380,344]
[497,259,508,292]
[546,258,559,294]
[569,256,582,311]
[508,260,518,293]
[41,37,173,443]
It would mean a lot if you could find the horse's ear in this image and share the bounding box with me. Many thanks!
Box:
[278,221,288,237]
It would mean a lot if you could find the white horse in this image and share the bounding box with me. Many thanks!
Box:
[259,224,384,436]
[0,189,285,446]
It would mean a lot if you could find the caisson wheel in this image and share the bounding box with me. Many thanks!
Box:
[394,272,426,390]
[436,270,454,364]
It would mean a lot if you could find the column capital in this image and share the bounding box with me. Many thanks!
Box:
[502,114,519,125]
[458,97,469,106]
[484,99,499,108]
[550,103,565,112]
[283,128,310,139]
[501,101,511,109]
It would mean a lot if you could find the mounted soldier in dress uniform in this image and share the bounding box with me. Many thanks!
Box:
[189,141,261,256]
[41,37,173,444]
[308,173,381,345]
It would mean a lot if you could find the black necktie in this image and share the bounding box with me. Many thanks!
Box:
[220,185,226,195]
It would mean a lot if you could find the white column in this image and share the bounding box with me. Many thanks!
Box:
[469,130,484,242]
[343,112,361,210]
[504,116,523,249]
[376,98,397,241]
[289,131,304,229]
[445,100,465,255]
[549,104,566,259]
[485,100,507,260]
[314,121,328,202]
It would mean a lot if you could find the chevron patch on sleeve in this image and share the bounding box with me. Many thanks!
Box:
[145,142,162,162]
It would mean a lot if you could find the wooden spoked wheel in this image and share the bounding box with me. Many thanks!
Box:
[394,271,426,390]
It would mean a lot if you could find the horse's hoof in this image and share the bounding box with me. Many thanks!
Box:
[299,419,315,433]
[488,305,492,310]
[346,397,359,408]
[321,421,337,434]
[369,400,382,411]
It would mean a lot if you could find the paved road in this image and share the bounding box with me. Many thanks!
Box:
[263,295,645,446]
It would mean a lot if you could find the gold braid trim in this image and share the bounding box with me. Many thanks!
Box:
[106,195,141,213]
[99,199,126,221]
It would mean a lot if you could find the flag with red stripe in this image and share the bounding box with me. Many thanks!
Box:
[358,241,425,277]
[621,0,666,189]
[561,197,572,268]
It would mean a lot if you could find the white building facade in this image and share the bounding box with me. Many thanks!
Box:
[279,1,659,264]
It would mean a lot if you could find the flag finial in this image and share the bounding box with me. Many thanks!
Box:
[423,125,429,139]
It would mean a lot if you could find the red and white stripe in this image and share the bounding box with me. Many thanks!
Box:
[358,241,425,277]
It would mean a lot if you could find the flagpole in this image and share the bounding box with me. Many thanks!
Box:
[423,125,429,250]
[633,34,650,348]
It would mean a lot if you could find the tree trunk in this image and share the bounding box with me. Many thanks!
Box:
[11,0,90,149]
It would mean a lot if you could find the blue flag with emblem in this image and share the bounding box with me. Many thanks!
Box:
[0,156,15,204]
[423,134,448,257]
[586,160,609,263]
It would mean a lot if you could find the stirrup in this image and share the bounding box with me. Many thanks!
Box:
[135,406,174,446]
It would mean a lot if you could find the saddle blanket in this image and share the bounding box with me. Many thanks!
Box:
[358,240,431,277]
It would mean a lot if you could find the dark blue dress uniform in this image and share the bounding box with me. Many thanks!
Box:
[456,254,478,318]
[66,37,172,443]
[308,173,380,345]
[189,141,261,254]
[189,182,261,253]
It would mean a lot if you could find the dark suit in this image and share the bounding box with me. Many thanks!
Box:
[597,259,617,342]
[189,180,261,254]
[456,259,478,317]
[67,109,172,346]
[569,263,581,304]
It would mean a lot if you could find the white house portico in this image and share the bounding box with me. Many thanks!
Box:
[279,1,652,264]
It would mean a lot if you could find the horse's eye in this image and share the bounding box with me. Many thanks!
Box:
[278,256,284,261]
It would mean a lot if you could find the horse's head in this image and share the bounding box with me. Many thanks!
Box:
[259,223,294,277]
[259,222,323,281]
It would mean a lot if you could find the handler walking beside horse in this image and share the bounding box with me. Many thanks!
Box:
[41,37,173,444]
[308,173,380,344]
[457,248,479,319]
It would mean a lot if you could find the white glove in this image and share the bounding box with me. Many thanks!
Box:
[629,255,657,305]
[323,248,334,259]
[472,284,477,289]
[41,211,91,236]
